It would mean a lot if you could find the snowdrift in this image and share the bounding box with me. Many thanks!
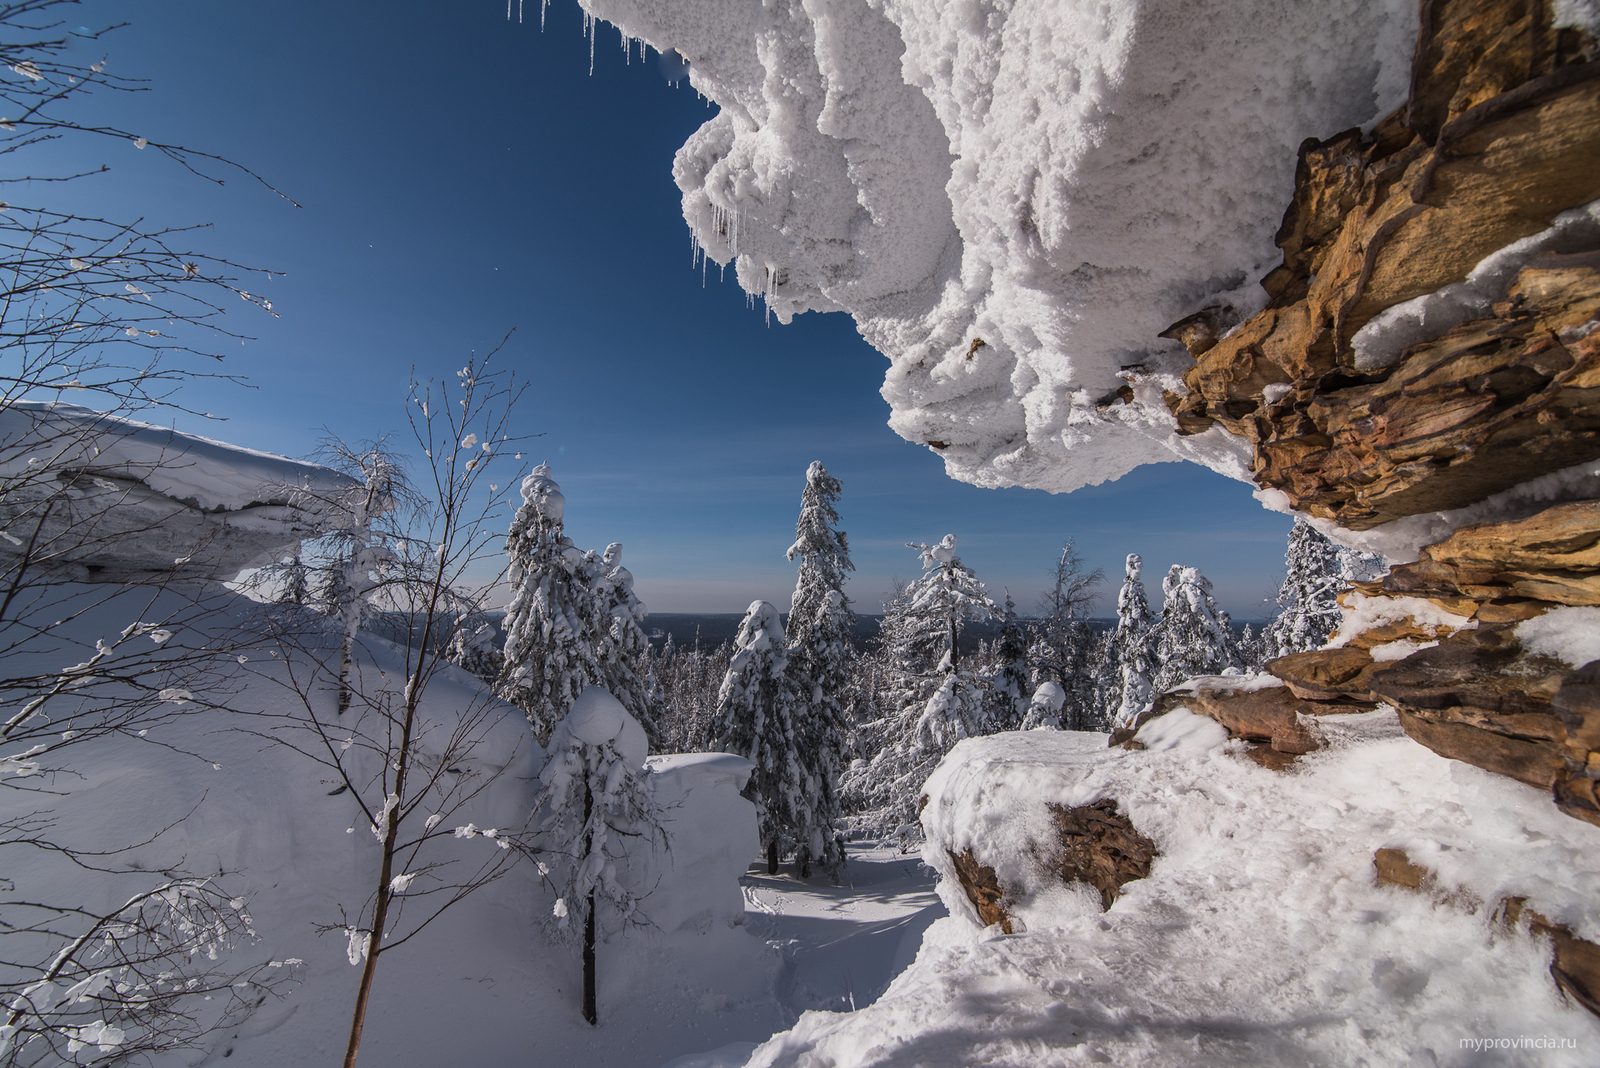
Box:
[732,721,1600,1066]
[0,402,357,582]
[0,582,782,1066]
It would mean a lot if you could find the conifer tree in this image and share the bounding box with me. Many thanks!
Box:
[710,601,805,874]
[840,537,997,841]
[532,687,659,1027]
[983,593,1031,731]
[1149,564,1243,692]
[587,543,661,745]
[1262,518,1346,659]
[783,461,853,878]
[1033,540,1103,730]
[498,464,605,744]
[1103,554,1157,728]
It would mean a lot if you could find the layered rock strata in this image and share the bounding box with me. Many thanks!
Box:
[1169,0,1600,529]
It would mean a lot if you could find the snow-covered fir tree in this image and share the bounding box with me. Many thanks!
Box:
[710,600,807,874]
[842,536,997,841]
[498,464,607,744]
[983,593,1031,731]
[1031,540,1103,730]
[1262,517,1345,660]
[587,542,660,746]
[1149,564,1243,693]
[447,609,504,682]
[782,461,854,878]
[1019,679,1066,729]
[1101,554,1158,728]
[532,687,660,1026]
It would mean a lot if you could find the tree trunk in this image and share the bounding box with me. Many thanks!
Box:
[582,778,597,1026]
[582,886,597,1026]
[767,838,779,875]
[948,610,959,672]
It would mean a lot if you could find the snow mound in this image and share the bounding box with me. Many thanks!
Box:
[0,402,357,581]
[734,718,1600,1066]
[566,684,648,766]
[644,752,758,934]
[578,0,1415,493]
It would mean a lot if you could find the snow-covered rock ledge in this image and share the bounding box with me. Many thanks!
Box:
[0,401,357,582]
[733,722,1600,1066]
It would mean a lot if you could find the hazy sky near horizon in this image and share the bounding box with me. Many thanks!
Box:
[29,0,1296,618]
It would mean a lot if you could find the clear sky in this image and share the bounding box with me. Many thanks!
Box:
[28,0,1295,619]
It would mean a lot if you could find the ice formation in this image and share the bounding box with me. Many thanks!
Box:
[577,0,1417,493]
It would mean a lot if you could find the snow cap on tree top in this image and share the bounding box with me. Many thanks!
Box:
[564,686,648,767]
[1030,680,1066,712]
[805,459,827,481]
[736,600,785,651]
[1126,553,1142,580]
[520,464,564,522]
[921,534,958,568]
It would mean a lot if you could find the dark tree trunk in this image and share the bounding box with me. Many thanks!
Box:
[582,887,597,1026]
[767,838,779,875]
[582,779,597,1026]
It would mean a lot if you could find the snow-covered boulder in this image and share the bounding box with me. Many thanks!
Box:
[643,752,759,934]
[0,401,357,582]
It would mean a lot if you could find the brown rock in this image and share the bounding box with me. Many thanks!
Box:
[1241,743,1300,771]
[1499,898,1600,1019]
[1168,0,1600,530]
[1373,847,1432,889]
[948,849,1011,933]
[1266,648,1385,705]
[1366,626,1567,720]
[1553,661,1600,826]
[1044,799,1158,912]
[1397,710,1560,788]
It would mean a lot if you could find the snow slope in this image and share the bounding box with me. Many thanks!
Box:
[575,0,1416,494]
[728,720,1600,1067]
[1,581,788,1067]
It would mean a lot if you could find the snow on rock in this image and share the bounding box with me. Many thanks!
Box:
[1515,608,1600,668]
[577,0,1415,494]
[0,402,357,581]
[735,720,1600,1067]
[643,752,759,934]
[1325,592,1476,650]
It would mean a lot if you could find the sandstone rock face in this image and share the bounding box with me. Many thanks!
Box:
[1044,800,1158,912]
[948,849,1011,934]
[1168,0,1600,529]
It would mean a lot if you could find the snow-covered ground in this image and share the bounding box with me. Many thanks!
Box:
[728,721,1600,1067]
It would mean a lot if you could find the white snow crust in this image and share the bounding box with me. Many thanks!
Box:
[730,721,1600,1067]
[1326,592,1475,649]
[578,0,1415,495]
[0,402,357,580]
[1515,607,1600,667]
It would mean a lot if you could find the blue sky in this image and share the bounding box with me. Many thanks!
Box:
[31,0,1294,617]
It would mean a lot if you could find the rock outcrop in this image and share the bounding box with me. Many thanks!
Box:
[1169,0,1600,530]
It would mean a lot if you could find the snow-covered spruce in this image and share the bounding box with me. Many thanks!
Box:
[1261,517,1346,660]
[842,536,997,841]
[710,600,808,874]
[531,686,659,1027]
[982,594,1031,731]
[782,461,853,879]
[1148,564,1243,694]
[1103,553,1157,729]
[1029,541,1105,731]
[498,465,656,745]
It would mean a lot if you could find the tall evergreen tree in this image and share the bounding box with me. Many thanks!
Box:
[710,600,806,875]
[841,536,997,841]
[588,543,660,745]
[1149,564,1243,692]
[983,592,1031,731]
[1033,540,1103,730]
[498,464,606,744]
[532,687,659,1027]
[1262,518,1345,660]
[1102,554,1157,728]
[783,461,853,878]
